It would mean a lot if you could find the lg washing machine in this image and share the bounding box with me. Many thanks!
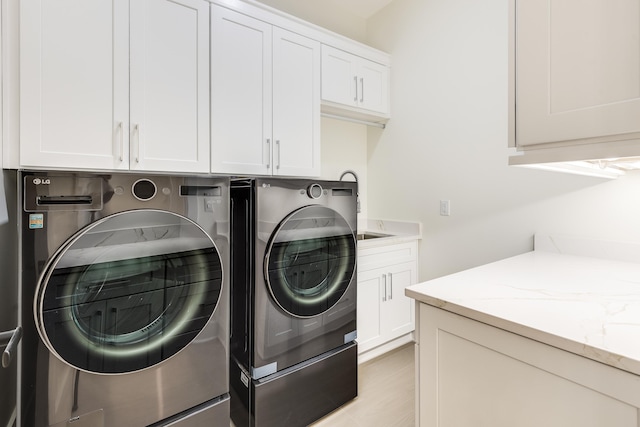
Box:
[230,178,358,427]
[15,171,230,427]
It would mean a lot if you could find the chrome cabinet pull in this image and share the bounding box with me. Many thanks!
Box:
[116,122,124,161]
[266,139,271,169]
[354,76,358,102]
[0,326,22,369]
[276,140,281,170]
[133,124,140,163]
[382,273,387,302]
[388,272,393,300]
[360,77,364,103]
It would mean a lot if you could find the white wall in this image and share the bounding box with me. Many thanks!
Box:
[319,117,369,230]
[253,0,368,42]
[366,0,640,281]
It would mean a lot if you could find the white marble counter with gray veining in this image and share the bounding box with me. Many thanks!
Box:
[357,219,422,248]
[406,235,640,376]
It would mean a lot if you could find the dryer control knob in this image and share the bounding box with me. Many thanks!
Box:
[307,183,323,199]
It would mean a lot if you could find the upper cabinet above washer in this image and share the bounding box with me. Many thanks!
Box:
[321,45,390,120]
[509,0,640,167]
[210,5,320,177]
[19,0,210,173]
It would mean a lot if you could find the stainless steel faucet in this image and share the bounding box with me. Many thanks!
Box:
[339,170,361,213]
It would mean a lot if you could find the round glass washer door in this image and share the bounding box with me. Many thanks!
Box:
[34,210,223,374]
[265,205,356,318]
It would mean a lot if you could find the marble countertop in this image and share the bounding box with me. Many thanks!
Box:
[357,219,421,248]
[406,235,640,376]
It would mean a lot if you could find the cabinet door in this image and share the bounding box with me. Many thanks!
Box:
[381,262,415,338]
[130,0,210,173]
[211,6,272,175]
[516,0,640,146]
[356,269,383,352]
[272,28,320,177]
[358,58,389,115]
[321,45,358,108]
[20,0,129,170]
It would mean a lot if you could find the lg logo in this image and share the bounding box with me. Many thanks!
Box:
[32,178,51,185]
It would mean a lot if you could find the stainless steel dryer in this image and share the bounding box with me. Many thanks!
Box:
[16,171,230,427]
[230,178,358,427]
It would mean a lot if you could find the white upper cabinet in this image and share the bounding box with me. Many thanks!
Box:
[272,28,321,177]
[20,0,209,173]
[511,0,640,163]
[20,0,129,170]
[321,44,390,118]
[211,5,320,177]
[130,0,210,173]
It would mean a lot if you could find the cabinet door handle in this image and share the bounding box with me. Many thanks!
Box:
[116,122,124,161]
[382,273,387,302]
[360,77,364,103]
[265,139,271,169]
[354,76,358,102]
[133,124,140,163]
[388,272,393,300]
[276,140,281,170]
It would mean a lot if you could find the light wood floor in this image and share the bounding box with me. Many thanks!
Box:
[310,344,415,427]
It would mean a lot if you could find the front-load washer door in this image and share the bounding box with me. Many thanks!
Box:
[34,209,223,374]
[264,205,356,318]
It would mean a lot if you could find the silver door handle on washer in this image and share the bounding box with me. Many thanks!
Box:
[0,326,22,369]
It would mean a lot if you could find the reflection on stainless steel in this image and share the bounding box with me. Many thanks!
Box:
[19,171,230,427]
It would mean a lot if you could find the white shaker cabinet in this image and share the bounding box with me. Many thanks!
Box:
[511,0,640,161]
[211,5,320,177]
[20,0,210,173]
[321,45,389,117]
[357,241,417,358]
[416,304,640,427]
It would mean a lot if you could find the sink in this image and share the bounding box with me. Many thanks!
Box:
[356,232,391,241]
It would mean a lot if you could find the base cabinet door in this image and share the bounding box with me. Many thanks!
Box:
[417,304,640,427]
[357,260,415,353]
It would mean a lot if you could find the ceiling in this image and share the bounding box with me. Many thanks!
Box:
[325,0,395,19]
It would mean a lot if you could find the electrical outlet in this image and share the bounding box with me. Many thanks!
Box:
[440,200,451,216]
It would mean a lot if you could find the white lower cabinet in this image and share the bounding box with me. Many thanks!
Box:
[416,304,640,427]
[357,241,417,356]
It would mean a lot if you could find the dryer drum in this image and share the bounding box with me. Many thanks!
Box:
[33,210,224,375]
[265,205,356,318]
